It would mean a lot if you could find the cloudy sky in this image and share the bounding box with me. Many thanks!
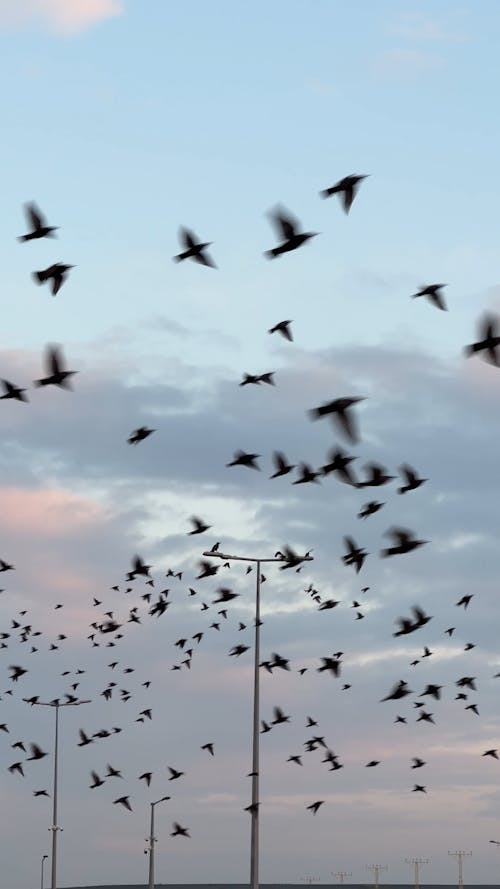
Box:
[1,1,500,887]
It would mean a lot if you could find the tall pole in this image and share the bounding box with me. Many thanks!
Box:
[448,851,471,889]
[203,548,313,889]
[405,858,429,889]
[41,854,48,889]
[146,796,170,889]
[333,873,351,884]
[366,864,387,889]
[24,697,91,889]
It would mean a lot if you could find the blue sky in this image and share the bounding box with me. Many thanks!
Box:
[2,2,500,887]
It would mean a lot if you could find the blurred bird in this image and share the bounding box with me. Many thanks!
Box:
[264,207,318,259]
[319,174,368,213]
[171,822,190,837]
[127,427,155,445]
[113,796,132,812]
[187,516,211,535]
[173,228,216,268]
[226,451,260,470]
[411,284,447,311]
[268,319,293,341]
[33,346,77,390]
[0,380,28,403]
[381,527,428,557]
[465,313,500,367]
[270,451,296,478]
[309,397,365,443]
[398,464,427,494]
[32,263,74,296]
[358,501,384,519]
[18,203,58,242]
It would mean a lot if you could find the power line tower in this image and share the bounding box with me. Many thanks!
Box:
[333,872,352,885]
[366,864,388,889]
[448,850,472,889]
[405,857,429,889]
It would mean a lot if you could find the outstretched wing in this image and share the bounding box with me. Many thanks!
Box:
[48,346,62,376]
[25,202,45,231]
[270,208,297,240]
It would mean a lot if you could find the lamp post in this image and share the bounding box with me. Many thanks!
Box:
[41,854,48,889]
[405,858,429,889]
[146,796,170,889]
[24,697,91,889]
[366,864,387,889]
[202,548,313,889]
[448,851,471,889]
[333,872,352,884]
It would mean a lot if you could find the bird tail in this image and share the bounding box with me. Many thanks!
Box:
[32,379,44,388]
[319,188,333,199]
[264,248,278,260]
[32,271,46,284]
[464,343,479,357]
[17,235,29,243]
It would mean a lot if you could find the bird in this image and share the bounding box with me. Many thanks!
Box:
[113,796,132,812]
[321,447,358,485]
[342,537,368,573]
[287,755,302,765]
[173,228,216,268]
[411,284,447,311]
[456,595,473,610]
[268,319,293,342]
[26,743,48,761]
[465,313,500,367]
[309,396,365,443]
[358,501,384,519]
[356,462,395,487]
[187,516,211,535]
[483,750,499,760]
[106,764,123,778]
[319,174,368,212]
[419,684,442,700]
[201,743,214,756]
[77,729,93,747]
[127,427,155,445]
[33,790,50,797]
[89,770,105,789]
[139,772,152,785]
[0,380,28,403]
[398,464,427,494]
[32,263,74,296]
[381,680,412,702]
[8,665,27,682]
[171,822,190,837]
[8,762,25,776]
[167,766,184,780]
[18,203,59,241]
[293,462,321,485]
[271,706,290,725]
[381,527,428,557]
[33,346,77,389]
[365,760,380,767]
[264,207,318,259]
[411,758,426,768]
[393,606,432,637]
[226,451,260,470]
[412,784,427,793]
[306,800,324,815]
[270,451,296,478]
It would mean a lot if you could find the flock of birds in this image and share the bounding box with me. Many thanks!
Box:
[1,176,500,853]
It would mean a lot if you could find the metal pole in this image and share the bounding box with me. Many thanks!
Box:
[449,850,471,889]
[333,873,352,885]
[148,803,155,889]
[41,854,48,889]
[51,703,59,889]
[250,561,261,889]
[405,857,429,889]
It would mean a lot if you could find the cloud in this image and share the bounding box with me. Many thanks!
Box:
[375,48,445,76]
[0,0,123,34]
[392,11,468,43]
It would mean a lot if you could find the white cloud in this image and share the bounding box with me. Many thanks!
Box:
[0,0,123,34]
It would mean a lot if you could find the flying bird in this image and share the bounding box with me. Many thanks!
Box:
[127,427,155,445]
[270,451,296,478]
[173,228,216,268]
[33,346,77,389]
[113,796,132,812]
[358,500,384,519]
[264,207,318,259]
[187,516,211,535]
[32,263,74,296]
[171,822,190,837]
[18,202,58,242]
[268,319,293,341]
[309,397,365,443]
[306,800,324,815]
[381,527,428,557]
[465,313,500,367]
[319,174,368,213]
[381,680,412,702]
[226,451,261,470]
[0,380,28,403]
[398,465,427,494]
[411,284,447,311]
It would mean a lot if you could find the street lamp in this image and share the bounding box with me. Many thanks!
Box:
[332,872,352,884]
[24,697,91,889]
[41,854,48,889]
[146,796,170,889]
[405,858,429,889]
[202,548,313,889]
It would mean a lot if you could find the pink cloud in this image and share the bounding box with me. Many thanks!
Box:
[0,0,123,34]
[0,485,108,537]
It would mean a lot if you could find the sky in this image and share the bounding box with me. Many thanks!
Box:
[1,0,500,886]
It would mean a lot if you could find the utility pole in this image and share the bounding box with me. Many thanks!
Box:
[366,864,387,889]
[448,851,472,889]
[333,872,352,884]
[405,858,429,889]
[203,548,313,889]
[24,697,91,889]
[300,878,320,886]
[40,854,48,889]
[145,796,170,889]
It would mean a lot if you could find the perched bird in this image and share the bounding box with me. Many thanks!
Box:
[319,174,368,213]
[268,319,293,342]
[32,263,74,296]
[127,427,155,445]
[18,203,58,242]
[398,465,427,494]
[465,313,500,367]
[264,207,318,259]
[309,397,365,443]
[226,451,260,470]
[0,380,28,403]
[33,346,77,390]
[381,527,428,557]
[173,228,216,268]
[411,284,447,311]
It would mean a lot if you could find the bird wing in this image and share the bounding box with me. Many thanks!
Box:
[48,346,62,376]
[271,209,297,240]
[26,202,44,231]
[192,250,216,269]
[181,228,197,249]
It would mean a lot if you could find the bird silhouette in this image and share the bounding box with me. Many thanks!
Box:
[306,800,324,814]
[33,346,77,390]
[411,284,447,311]
[171,821,190,837]
[187,516,211,535]
[0,380,28,403]
[398,464,427,494]
[113,796,132,812]
[32,263,74,296]
[173,228,216,268]
[465,313,500,367]
[309,397,365,443]
[381,680,412,702]
[268,319,293,342]
[381,527,428,557]
[127,427,155,445]
[358,500,384,519]
[319,174,368,212]
[18,203,58,242]
[270,451,296,478]
[264,207,318,259]
[226,451,261,470]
